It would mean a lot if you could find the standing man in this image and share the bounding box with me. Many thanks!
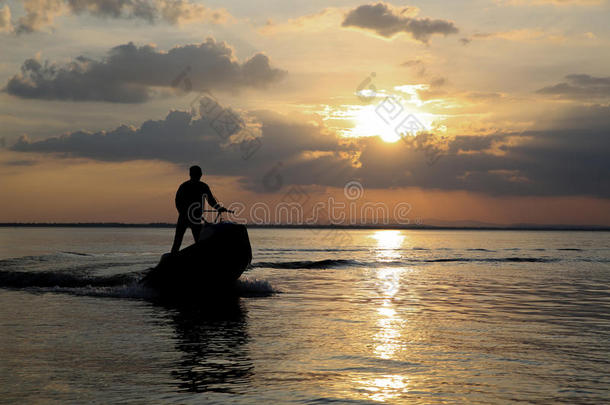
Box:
[171,165,227,253]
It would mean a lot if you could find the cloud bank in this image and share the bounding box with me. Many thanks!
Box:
[537,74,610,99]
[6,0,232,33]
[342,2,458,43]
[10,99,610,198]
[4,39,286,103]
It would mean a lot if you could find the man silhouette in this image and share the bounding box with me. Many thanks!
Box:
[171,165,227,253]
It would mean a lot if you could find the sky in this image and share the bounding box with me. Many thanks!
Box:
[1,0,609,225]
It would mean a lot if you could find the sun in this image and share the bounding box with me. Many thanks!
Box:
[320,93,440,143]
[352,106,402,143]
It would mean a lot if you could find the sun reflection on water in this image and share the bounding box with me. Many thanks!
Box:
[354,374,411,403]
[372,230,405,261]
[351,231,413,401]
[374,302,403,360]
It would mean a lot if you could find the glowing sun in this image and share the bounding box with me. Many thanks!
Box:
[352,106,402,143]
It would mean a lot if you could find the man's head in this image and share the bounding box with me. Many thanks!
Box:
[189,165,202,180]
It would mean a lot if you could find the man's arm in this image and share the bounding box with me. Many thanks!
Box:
[202,183,223,211]
[175,183,186,213]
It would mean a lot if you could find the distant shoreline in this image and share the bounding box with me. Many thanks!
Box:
[0,223,608,231]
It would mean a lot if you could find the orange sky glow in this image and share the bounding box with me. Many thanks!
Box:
[1,0,609,225]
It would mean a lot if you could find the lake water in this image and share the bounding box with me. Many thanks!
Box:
[0,227,609,404]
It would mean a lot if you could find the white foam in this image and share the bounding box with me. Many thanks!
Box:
[28,282,159,299]
[235,276,278,296]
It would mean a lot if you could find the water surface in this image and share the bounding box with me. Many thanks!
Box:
[0,228,609,403]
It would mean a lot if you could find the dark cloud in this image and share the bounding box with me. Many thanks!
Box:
[9,98,348,184]
[342,2,458,43]
[10,100,610,198]
[11,101,244,166]
[11,0,232,34]
[446,134,504,154]
[2,159,38,166]
[537,74,610,99]
[4,39,286,103]
[66,0,156,20]
[341,127,609,198]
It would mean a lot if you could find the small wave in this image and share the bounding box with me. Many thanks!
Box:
[29,283,158,299]
[60,251,92,256]
[252,257,560,269]
[426,257,558,263]
[581,258,610,263]
[62,251,157,258]
[257,248,366,252]
[0,268,276,299]
[252,259,358,269]
[557,248,583,251]
[0,269,141,288]
[0,254,55,267]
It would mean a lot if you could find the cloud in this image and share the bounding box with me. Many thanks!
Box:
[258,8,339,35]
[2,159,38,166]
[8,0,233,33]
[15,0,65,34]
[346,126,609,198]
[499,0,602,6]
[399,59,427,76]
[464,91,505,100]
[4,39,286,103]
[537,74,610,99]
[9,99,350,191]
[9,100,610,198]
[0,4,13,32]
[465,29,566,43]
[11,105,240,164]
[157,0,232,24]
[399,59,423,67]
[341,2,458,43]
[65,0,157,20]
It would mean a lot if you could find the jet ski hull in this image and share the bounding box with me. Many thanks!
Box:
[142,223,252,296]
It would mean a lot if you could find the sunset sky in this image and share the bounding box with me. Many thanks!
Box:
[1,0,609,225]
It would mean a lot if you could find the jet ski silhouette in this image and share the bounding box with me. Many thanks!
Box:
[143,210,252,297]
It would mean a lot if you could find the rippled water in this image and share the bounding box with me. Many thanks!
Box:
[0,228,609,404]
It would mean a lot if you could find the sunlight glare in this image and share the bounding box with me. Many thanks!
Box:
[355,374,410,402]
[353,106,402,143]
[372,230,405,256]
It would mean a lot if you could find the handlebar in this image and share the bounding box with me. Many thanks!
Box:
[202,209,234,223]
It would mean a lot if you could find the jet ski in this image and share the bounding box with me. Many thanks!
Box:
[142,216,252,296]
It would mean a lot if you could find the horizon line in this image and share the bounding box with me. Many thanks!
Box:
[0,222,608,231]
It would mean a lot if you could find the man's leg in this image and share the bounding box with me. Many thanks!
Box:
[190,223,202,242]
[171,217,188,253]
